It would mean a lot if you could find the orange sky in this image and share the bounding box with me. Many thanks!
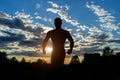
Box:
[8,56,84,65]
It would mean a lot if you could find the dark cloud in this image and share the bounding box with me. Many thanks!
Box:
[13,18,24,28]
[91,33,109,41]
[113,47,120,52]
[0,11,10,19]
[0,17,25,29]
[107,39,120,43]
[0,12,44,36]
[0,11,45,50]
[0,42,8,46]
[74,46,102,55]
[19,38,43,47]
[8,51,43,57]
[89,42,106,46]
[0,16,43,35]
[0,31,25,42]
[25,26,44,37]
[0,16,44,37]
[0,46,19,50]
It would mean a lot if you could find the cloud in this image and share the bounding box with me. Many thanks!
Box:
[0,11,48,56]
[107,39,120,44]
[0,11,45,36]
[35,16,42,19]
[19,38,42,47]
[46,1,120,54]
[9,51,42,57]
[90,33,110,41]
[47,1,79,27]
[47,1,59,8]
[46,1,92,46]
[47,1,70,10]
[86,3,119,30]
[15,11,33,24]
[76,25,89,31]
[0,11,12,19]
[0,31,25,42]
[35,23,53,33]
[47,8,79,26]
[60,4,70,10]
[88,26,102,36]
[36,3,41,9]
[0,13,25,29]
[73,44,103,55]
[0,1,120,56]
[34,12,39,16]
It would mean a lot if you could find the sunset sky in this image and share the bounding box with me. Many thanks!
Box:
[0,0,120,57]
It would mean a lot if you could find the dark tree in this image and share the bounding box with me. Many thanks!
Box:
[70,55,80,64]
[21,57,26,63]
[0,51,9,63]
[36,58,47,64]
[10,57,18,63]
[103,46,114,56]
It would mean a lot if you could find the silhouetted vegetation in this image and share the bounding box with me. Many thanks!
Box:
[103,46,114,56]
[69,55,80,64]
[1,48,120,80]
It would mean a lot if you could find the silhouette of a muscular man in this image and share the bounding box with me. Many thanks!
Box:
[42,17,74,66]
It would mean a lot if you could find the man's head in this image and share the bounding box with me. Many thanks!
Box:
[54,17,62,29]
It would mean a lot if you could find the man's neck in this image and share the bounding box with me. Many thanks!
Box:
[55,27,62,30]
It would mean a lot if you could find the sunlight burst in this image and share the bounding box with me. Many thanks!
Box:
[45,47,53,54]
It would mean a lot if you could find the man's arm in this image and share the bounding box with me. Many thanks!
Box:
[42,32,50,54]
[66,32,74,54]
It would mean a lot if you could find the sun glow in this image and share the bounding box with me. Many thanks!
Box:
[45,47,53,53]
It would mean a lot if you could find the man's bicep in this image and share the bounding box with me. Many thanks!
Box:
[42,32,51,46]
[45,33,50,40]
[46,31,52,39]
[68,36,74,44]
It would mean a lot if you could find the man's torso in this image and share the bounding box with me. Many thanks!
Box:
[48,29,69,51]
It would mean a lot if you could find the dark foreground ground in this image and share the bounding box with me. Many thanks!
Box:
[1,61,120,80]
[1,53,120,80]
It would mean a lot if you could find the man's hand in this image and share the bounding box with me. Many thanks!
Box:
[67,49,72,55]
[43,49,46,54]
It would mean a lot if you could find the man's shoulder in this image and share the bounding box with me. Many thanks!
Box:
[61,29,69,32]
[48,29,69,34]
[62,29,70,34]
[47,30,54,33]
[47,29,56,35]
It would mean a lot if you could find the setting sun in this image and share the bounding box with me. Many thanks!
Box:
[45,47,53,53]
